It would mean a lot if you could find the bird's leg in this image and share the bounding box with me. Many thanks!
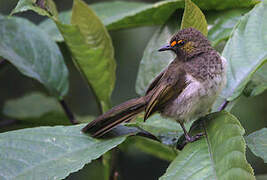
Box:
[179,122,204,143]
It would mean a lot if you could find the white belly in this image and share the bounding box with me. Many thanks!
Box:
[161,56,227,123]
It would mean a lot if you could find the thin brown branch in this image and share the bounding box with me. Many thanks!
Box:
[59,100,78,124]
[218,100,229,111]
[0,118,17,128]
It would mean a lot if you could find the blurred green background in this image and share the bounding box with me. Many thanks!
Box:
[0,0,266,179]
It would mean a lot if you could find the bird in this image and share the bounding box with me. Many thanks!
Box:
[82,27,227,143]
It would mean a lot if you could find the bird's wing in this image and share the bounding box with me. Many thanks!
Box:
[144,65,187,121]
[145,69,166,95]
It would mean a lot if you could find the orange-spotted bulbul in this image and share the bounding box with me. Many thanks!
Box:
[82,28,227,142]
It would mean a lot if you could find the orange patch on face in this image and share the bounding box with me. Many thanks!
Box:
[171,41,177,47]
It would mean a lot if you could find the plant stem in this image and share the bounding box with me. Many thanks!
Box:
[59,100,78,124]
[108,149,119,180]
[0,118,17,128]
[0,58,7,70]
[218,100,229,111]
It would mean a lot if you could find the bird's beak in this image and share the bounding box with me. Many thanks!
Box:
[158,45,172,52]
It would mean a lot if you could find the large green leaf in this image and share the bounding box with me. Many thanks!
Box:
[135,20,178,95]
[160,112,255,180]
[221,1,267,101]
[194,0,258,10]
[2,92,94,125]
[2,93,70,125]
[121,136,178,162]
[0,124,126,180]
[0,16,69,99]
[39,11,71,42]
[99,0,182,30]
[181,0,208,36]
[11,0,58,17]
[207,9,250,47]
[128,114,185,146]
[243,63,267,97]
[56,0,116,112]
[38,0,258,42]
[38,0,181,42]
[246,128,267,163]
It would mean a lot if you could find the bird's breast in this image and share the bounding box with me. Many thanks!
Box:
[161,56,227,123]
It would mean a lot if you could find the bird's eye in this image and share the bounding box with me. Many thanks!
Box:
[177,40,185,46]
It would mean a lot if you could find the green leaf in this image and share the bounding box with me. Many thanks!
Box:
[160,111,255,180]
[207,9,250,47]
[243,63,267,97]
[246,128,267,163]
[181,0,208,36]
[127,113,192,147]
[99,0,182,30]
[2,92,94,125]
[11,0,58,18]
[102,151,111,180]
[136,20,178,95]
[38,0,182,42]
[123,136,178,162]
[2,93,70,125]
[221,1,267,101]
[194,0,259,10]
[38,11,71,42]
[0,124,126,180]
[0,16,69,99]
[56,0,116,112]
[38,0,259,42]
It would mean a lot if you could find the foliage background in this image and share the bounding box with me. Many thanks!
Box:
[0,0,267,179]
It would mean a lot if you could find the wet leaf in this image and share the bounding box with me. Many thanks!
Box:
[160,112,255,180]
[246,128,267,163]
[0,15,69,99]
[181,0,208,36]
[56,0,116,112]
[0,124,126,180]
[221,1,267,101]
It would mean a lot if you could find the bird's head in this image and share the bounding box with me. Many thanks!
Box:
[158,28,212,60]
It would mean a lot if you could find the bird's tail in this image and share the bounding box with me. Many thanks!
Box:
[82,97,146,138]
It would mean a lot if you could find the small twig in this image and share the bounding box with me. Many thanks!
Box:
[59,100,78,124]
[218,100,229,111]
[0,58,7,69]
[0,118,17,128]
[108,149,119,180]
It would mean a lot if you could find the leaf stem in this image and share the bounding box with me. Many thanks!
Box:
[218,100,229,111]
[0,58,7,69]
[108,149,119,180]
[59,100,78,124]
[0,118,17,128]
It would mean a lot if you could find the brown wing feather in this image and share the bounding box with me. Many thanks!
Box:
[145,69,166,95]
[144,62,187,121]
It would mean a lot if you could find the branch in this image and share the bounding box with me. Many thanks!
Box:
[59,100,78,124]
[218,100,229,111]
[0,58,7,69]
[0,118,17,128]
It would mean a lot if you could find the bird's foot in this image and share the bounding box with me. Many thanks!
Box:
[185,132,205,143]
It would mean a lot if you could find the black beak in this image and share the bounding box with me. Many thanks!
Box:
[158,45,172,52]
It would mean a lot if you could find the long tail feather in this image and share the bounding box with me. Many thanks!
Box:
[82,97,146,138]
